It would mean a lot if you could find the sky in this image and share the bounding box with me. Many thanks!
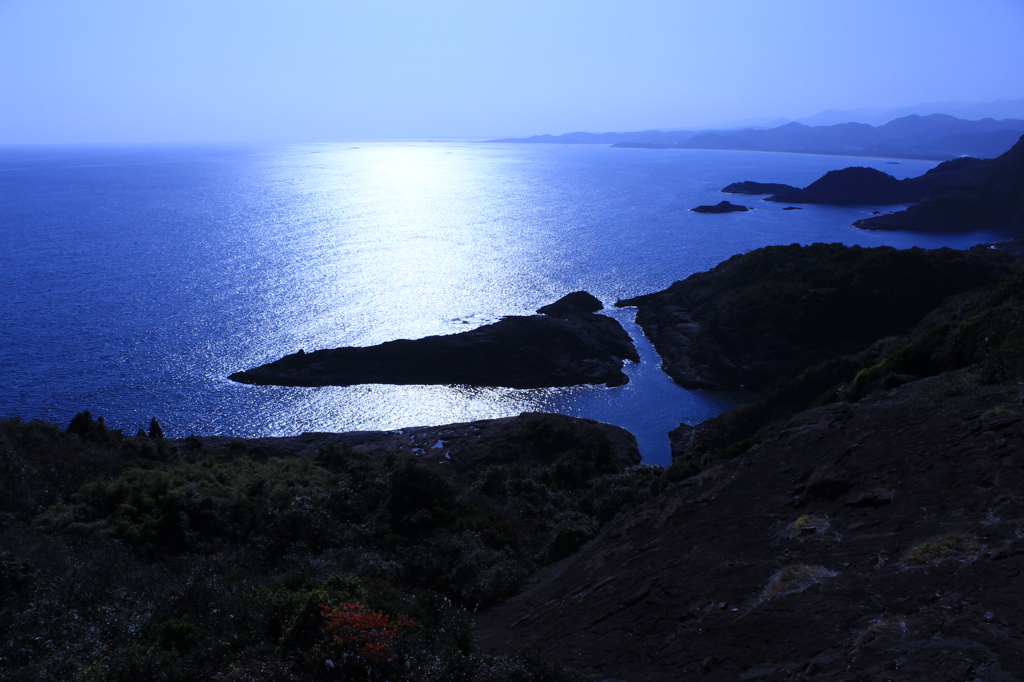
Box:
[1,0,1023,144]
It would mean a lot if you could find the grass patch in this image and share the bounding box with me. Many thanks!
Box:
[756,564,838,606]
[852,617,907,650]
[785,515,829,539]
[903,534,980,565]
[983,407,1012,418]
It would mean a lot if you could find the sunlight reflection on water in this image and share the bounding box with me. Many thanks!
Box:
[0,142,1002,464]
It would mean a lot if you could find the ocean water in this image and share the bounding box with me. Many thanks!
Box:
[0,142,1001,464]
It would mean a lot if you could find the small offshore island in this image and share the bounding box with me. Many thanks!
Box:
[689,200,750,213]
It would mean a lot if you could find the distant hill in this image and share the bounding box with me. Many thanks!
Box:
[488,128,700,146]
[490,114,1024,161]
[797,98,1024,127]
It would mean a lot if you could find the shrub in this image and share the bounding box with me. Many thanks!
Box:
[320,601,415,663]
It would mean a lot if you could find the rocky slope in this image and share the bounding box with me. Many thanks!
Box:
[475,377,1024,681]
[230,292,639,389]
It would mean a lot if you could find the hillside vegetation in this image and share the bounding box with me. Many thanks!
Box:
[0,413,662,681]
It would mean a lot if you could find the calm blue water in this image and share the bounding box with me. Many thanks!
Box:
[0,142,1001,464]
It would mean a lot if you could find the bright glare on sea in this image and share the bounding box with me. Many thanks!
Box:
[0,142,1001,464]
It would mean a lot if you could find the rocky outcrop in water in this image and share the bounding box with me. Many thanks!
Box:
[690,200,749,213]
[721,181,797,195]
[229,291,639,389]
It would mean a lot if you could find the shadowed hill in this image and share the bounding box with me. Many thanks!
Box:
[476,377,1024,681]
[854,133,1024,233]
[615,242,1014,390]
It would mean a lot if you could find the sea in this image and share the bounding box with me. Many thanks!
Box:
[0,142,1002,464]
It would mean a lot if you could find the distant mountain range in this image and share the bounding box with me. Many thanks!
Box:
[489,113,1024,161]
[795,98,1024,127]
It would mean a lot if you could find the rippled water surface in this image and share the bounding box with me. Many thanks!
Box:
[0,142,1000,463]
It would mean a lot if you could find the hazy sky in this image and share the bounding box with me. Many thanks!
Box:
[2,0,1023,143]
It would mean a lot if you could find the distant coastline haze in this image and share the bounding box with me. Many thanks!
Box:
[1,0,1023,144]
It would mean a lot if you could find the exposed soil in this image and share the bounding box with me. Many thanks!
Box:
[475,377,1024,681]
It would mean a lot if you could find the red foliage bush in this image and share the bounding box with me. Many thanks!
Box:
[320,602,414,663]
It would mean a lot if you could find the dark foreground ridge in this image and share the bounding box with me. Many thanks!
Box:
[230,291,639,389]
[616,242,1015,390]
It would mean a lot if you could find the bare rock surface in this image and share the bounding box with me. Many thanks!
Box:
[229,291,638,389]
[475,378,1024,681]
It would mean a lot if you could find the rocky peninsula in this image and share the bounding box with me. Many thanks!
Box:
[230,291,639,389]
[854,132,1024,232]
[724,155,988,205]
[615,242,1014,390]
[720,133,1024,234]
